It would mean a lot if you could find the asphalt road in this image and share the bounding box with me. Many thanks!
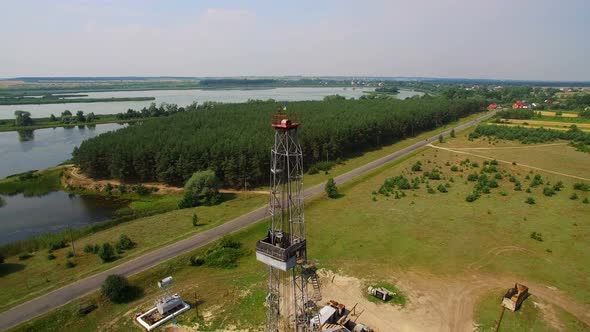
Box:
[0,110,495,331]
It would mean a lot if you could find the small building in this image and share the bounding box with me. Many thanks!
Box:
[512,101,531,109]
[488,103,498,110]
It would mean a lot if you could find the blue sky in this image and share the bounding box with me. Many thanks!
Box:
[1,0,589,80]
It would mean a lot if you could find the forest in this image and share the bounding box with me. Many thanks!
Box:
[73,97,486,188]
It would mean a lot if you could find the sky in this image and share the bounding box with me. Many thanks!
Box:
[0,0,589,80]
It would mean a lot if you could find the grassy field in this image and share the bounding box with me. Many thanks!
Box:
[11,127,590,331]
[0,116,145,132]
[0,168,63,196]
[0,111,491,316]
[0,192,267,314]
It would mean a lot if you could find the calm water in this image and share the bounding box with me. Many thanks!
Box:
[0,192,126,245]
[0,87,422,118]
[0,123,126,179]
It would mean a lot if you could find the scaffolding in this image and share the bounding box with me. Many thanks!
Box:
[256,111,320,332]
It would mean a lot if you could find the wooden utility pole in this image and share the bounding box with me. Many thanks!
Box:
[68,225,76,255]
[495,306,506,332]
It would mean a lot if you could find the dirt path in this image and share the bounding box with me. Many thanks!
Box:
[318,269,590,332]
[429,144,590,182]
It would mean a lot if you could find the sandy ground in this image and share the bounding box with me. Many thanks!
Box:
[317,268,590,332]
[63,166,268,195]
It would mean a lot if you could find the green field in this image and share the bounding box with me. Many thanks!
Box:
[10,127,590,331]
[0,111,488,315]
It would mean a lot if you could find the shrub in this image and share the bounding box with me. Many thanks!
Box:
[514,183,522,191]
[47,254,56,260]
[101,275,131,303]
[525,197,536,205]
[530,232,543,242]
[437,184,448,193]
[570,193,578,200]
[379,175,411,194]
[98,243,116,263]
[450,165,459,172]
[325,178,339,198]
[200,237,245,269]
[179,170,221,208]
[190,256,205,266]
[573,183,590,191]
[132,184,150,196]
[115,235,135,252]
[467,173,479,182]
[530,174,543,187]
[411,161,422,172]
[450,129,456,138]
[465,192,480,202]
[307,166,319,175]
[48,240,67,251]
[192,213,199,227]
[427,187,435,194]
[490,159,498,166]
[18,253,33,260]
[471,162,479,168]
[65,260,75,268]
[66,251,74,258]
[427,168,441,180]
[583,197,589,204]
[83,244,98,254]
[553,181,564,191]
[494,173,503,180]
[543,187,556,197]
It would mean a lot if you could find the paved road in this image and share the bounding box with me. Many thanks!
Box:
[0,111,495,331]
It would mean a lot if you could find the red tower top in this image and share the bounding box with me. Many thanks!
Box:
[271,113,299,130]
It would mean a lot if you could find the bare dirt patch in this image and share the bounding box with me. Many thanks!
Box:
[62,166,268,195]
[317,269,590,332]
[63,166,183,194]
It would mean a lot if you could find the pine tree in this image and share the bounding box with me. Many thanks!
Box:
[192,213,199,226]
[325,178,339,198]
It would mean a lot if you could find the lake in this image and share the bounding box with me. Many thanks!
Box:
[0,87,423,118]
[0,123,127,179]
[0,191,126,245]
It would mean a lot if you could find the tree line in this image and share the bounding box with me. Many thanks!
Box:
[73,97,486,188]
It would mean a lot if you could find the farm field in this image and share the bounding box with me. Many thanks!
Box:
[11,128,590,331]
[495,119,590,133]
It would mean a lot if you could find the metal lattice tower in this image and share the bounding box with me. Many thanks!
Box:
[256,110,319,332]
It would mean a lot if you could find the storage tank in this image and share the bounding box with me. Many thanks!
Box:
[158,276,173,289]
[156,294,183,315]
